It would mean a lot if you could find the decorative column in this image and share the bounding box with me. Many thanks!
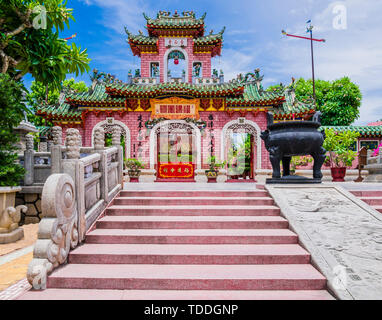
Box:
[39,136,48,152]
[63,128,85,242]
[24,134,34,186]
[93,127,108,201]
[112,126,124,184]
[112,126,122,146]
[94,127,105,151]
[52,126,62,146]
[51,126,63,173]
[65,128,81,159]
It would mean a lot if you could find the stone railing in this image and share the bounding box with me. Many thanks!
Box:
[364,150,382,182]
[132,77,158,85]
[193,77,222,84]
[26,126,123,289]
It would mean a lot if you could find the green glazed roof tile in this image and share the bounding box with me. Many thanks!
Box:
[321,126,382,137]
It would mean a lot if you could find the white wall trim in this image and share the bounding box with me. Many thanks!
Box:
[91,119,131,158]
[220,118,262,170]
[149,120,201,170]
[163,47,189,83]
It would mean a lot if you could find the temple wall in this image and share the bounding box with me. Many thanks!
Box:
[78,111,271,172]
[141,38,213,82]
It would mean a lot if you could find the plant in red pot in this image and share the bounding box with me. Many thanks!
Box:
[323,128,360,182]
[125,158,145,182]
[205,156,225,183]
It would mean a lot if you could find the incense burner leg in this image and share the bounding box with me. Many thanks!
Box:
[282,156,292,177]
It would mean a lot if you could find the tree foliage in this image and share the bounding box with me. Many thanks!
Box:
[267,77,362,126]
[0,73,26,186]
[0,0,90,89]
[26,78,88,126]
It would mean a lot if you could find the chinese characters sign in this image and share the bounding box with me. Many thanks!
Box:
[158,163,194,179]
[150,97,200,120]
[164,38,188,47]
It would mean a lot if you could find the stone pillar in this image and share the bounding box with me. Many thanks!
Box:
[112,126,121,146]
[112,126,123,184]
[39,136,48,152]
[65,128,81,159]
[52,126,62,146]
[24,134,34,186]
[63,128,85,242]
[94,127,105,151]
[51,126,63,173]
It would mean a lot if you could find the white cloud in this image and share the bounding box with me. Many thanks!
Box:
[271,0,382,124]
[79,0,149,33]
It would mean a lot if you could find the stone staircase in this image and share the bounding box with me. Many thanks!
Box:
[19,189,334,300]
[349,190,382,213]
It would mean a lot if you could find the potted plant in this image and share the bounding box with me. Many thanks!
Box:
[125,158,145,182]
[323,128,360,182]
[205,156,225,183]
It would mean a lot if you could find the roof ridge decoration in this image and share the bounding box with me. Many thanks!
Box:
[88,69,122,94]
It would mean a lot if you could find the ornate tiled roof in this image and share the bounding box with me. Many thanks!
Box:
[194,28,224,45]
[125,29,157,45]
[38,69,316,122]
[66,83,125,107]
[104,81,245,98]
[193,27,225,57]
[321,126,382,137]
[226,83,285,106]
[144,11,206,36]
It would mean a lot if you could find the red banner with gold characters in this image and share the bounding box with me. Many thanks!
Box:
[158,163,195,179]
[150,97,200,120]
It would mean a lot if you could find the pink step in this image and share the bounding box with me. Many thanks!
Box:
[46,264,326,290]
[374,206,382,213]
[350,190,382,197]
[96,216,289,229]
[360,197,382,206]
[113,197,274,206]
[85,229,298,244]
[119,190,270,198]
[106,205,280,216]
[18,289,334,300]
[68,244,310,265]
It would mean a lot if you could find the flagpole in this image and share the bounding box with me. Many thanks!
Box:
[309,25,316,102]
[282,21,325,105]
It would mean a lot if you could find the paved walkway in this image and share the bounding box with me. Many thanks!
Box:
[0,224,38,299]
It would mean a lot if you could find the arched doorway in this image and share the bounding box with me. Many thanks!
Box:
[149,120,201,181]
[163,48,189,83]
[92,119,131,159]
[221,119,261,181]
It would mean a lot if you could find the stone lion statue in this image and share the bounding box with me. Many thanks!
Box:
[0,205,27,234]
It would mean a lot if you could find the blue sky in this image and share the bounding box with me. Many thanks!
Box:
[25,0,382,124]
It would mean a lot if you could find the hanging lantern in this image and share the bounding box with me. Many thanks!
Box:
[174,53,179,65]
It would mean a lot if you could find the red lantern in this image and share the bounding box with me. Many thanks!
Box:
[174,53,179,65]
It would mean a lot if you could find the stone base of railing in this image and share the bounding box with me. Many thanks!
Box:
[364,164,382,182]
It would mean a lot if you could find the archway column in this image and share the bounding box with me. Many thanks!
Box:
[149,120,201,171]
[91,119,131,159]
[220,119,262,171]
